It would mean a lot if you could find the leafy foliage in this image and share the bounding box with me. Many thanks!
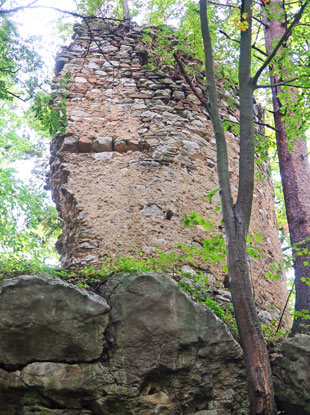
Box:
[0,17,42,101]
[0,7,62,276]
[75,0,124,18]
[0,177,61,279]
[261,320,287,349]
[0,152,61,279]
[182,196,280,282]
[47,252,237,334]
[28,72,71,137]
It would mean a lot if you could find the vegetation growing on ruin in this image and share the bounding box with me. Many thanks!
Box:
[1,1,310,412]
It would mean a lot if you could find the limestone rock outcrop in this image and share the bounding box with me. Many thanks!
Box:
[272,334,310,414]
[0,273,249,414]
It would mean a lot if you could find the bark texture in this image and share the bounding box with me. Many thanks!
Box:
[264,0,310,335]
[200,0,276,412]
[121,0,130,20]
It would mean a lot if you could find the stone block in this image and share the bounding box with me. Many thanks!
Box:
[78,136,92,153]
[92,136,113,152]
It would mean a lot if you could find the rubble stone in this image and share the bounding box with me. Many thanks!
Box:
[49,21,288,319]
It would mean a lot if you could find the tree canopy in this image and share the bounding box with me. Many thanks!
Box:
[0,6,61,277]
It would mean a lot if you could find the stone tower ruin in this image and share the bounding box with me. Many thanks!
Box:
[49,22,287,319]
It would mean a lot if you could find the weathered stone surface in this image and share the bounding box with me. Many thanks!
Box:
[0,275,110,366]
[97,272,249,414]
[78,136,92,152]
[141,203,162,217]
[272,334,310,414]
[93,152,114,161]
[0,272,249,414]
[92,136,113,152]
[173,90,185,100]
[60,135,79,152]
[48,21,288,321]
[75,76,87,83]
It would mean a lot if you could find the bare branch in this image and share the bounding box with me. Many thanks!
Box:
[219,29,268,57]
[173,53,205,105]
[205,0,239,8]
[173,56,278,135]
[0,0,39,14]
[4,89,33,102]
[257,82,310,89]
[81,16,120,75]
[276,281,295,332]
[223,117,279,132]
[255,121,279,131]
[0,4,125,23]
[253,54,265,63]
[0,65,21,74]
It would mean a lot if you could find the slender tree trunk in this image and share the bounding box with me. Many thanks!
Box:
[200,0,276,413]
[228,232,276,414]
[263,0,310,335]
[121,0,130,20]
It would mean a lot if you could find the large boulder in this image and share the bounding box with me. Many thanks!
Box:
[0,273,249,414]
[0,275,110,366]
[272,334,310,414]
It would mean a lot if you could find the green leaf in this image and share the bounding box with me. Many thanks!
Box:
[205,188,219,202]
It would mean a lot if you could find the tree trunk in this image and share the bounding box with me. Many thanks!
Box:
[121,0,130,20]
[263,0,310,335]
[200,0,276,412]
[228,228,276,414]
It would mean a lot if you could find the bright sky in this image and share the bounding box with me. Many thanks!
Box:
[5,2,79,264]
[9,1,77,183]
[13,0,77,71]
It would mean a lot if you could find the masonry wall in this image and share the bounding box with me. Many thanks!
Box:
[49,22,287,319]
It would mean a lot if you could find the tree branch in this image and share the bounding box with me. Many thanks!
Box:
[4,89,33,102]
[0,4,125,22]
[80,16,120,73]
[219,30,264,62]
[252,0,309,85]
[205,0,239,8]
[173,53,205,105]
[256,73,310,89]
[254,120,279,132]
[257,81,310,89]
[0,0,39,14]
[219,29,268,57]
[200,0,234,216]
[174,56,278,133]
[0,65,21,74]
[235,0,255,233]
[276,281,295,332]
[223,117,279,132]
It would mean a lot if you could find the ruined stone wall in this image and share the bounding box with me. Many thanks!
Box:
[49,22,287,319]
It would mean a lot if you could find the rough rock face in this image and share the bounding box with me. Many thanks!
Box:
[48,21,288,319]
[0,275,110,366]
[272,334,310,414]
[0,273,249,414]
